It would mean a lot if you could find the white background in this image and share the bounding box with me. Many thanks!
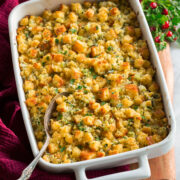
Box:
[170,43,179,178]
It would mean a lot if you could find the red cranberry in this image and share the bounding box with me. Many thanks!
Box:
[162,21,169,29]
[174,37,177,41]
[150,2,157,9]
[139,0,142,3]
[150,27,156,31]
[155,36,160,43]
[166,31,173,37]
[163,9,168,15]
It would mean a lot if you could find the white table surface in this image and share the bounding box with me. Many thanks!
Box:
[170,43,179,178]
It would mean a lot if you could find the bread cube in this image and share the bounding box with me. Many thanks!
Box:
[52,54,63,62]
[125,84,139,98]
[84,9,94,19]
[73,40,86,53]
[48,143,58,154]
[52,74,64,87]
[89,141,100,151]
[54,25,66,35]
[99,88,110,101]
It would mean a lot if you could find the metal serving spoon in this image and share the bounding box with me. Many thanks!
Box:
[18,92,70,180]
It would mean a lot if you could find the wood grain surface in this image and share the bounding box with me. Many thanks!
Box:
[146,44,176,180]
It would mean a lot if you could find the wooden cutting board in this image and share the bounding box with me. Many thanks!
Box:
[145,44,176,180]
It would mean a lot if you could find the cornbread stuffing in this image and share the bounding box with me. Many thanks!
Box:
[17,0,169,164]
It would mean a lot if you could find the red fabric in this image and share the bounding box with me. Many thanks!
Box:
[0,0,130,179]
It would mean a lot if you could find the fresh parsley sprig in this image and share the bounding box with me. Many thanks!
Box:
[141,0,180,51]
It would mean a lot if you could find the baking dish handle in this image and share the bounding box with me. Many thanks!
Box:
[74,154,150,180]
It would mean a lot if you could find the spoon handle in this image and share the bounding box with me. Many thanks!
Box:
[17,136,50,180]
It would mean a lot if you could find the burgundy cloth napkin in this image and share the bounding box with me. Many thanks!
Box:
[0,0,130,179]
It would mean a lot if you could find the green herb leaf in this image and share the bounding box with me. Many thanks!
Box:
[128,118,134,122]
[107,46,113,51]
[141,116,145,120]
[84,113,92,116]
[142,0,180,51]
[70,79,75,84]
[60,146,66,152]
[84,90,88,94]
[55,88,59,93]
[77,121,85,131]
[101,102,106,106]
[42,62,46,67]
[133,105,138,110]
[77,145,83,149]
[104,144,108,148]
[25,33,29,38]
[95,137,100,141]
[116,103,122,108]
[55,38,59,45]
[70,28,77,33]
[77,85,82,90]
[57,113,62,120]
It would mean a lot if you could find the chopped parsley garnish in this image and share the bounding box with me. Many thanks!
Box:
[57,113,62,120]
[55,38,59,44]
[55,88,59,93]
[133,105,138,110]
[77,85,82,90]
[84,113,92,116]
[77,121,85,131]
[141,116,145,120]
[128,118,134,122]
[116,103,122,108]
[25,33,29,38]
[63,50,67,55]
[89,67,94,73]
[95,137,100,141]
[107,46,113,51]
[84,90,88,94]
[101,102,106,106]
[70,79,75,84]
[46,56,50,60]
[104,144,108,148]
[60,146,66,152]
[128,76,132,81]
[59,50,68,55]
[42,62,46,67]
[96,25,99,30]
[77,145,83,150]
[70,28,77,33]
[93,74,97,79]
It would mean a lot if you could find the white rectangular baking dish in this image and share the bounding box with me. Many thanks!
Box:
[8,0,176,179]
